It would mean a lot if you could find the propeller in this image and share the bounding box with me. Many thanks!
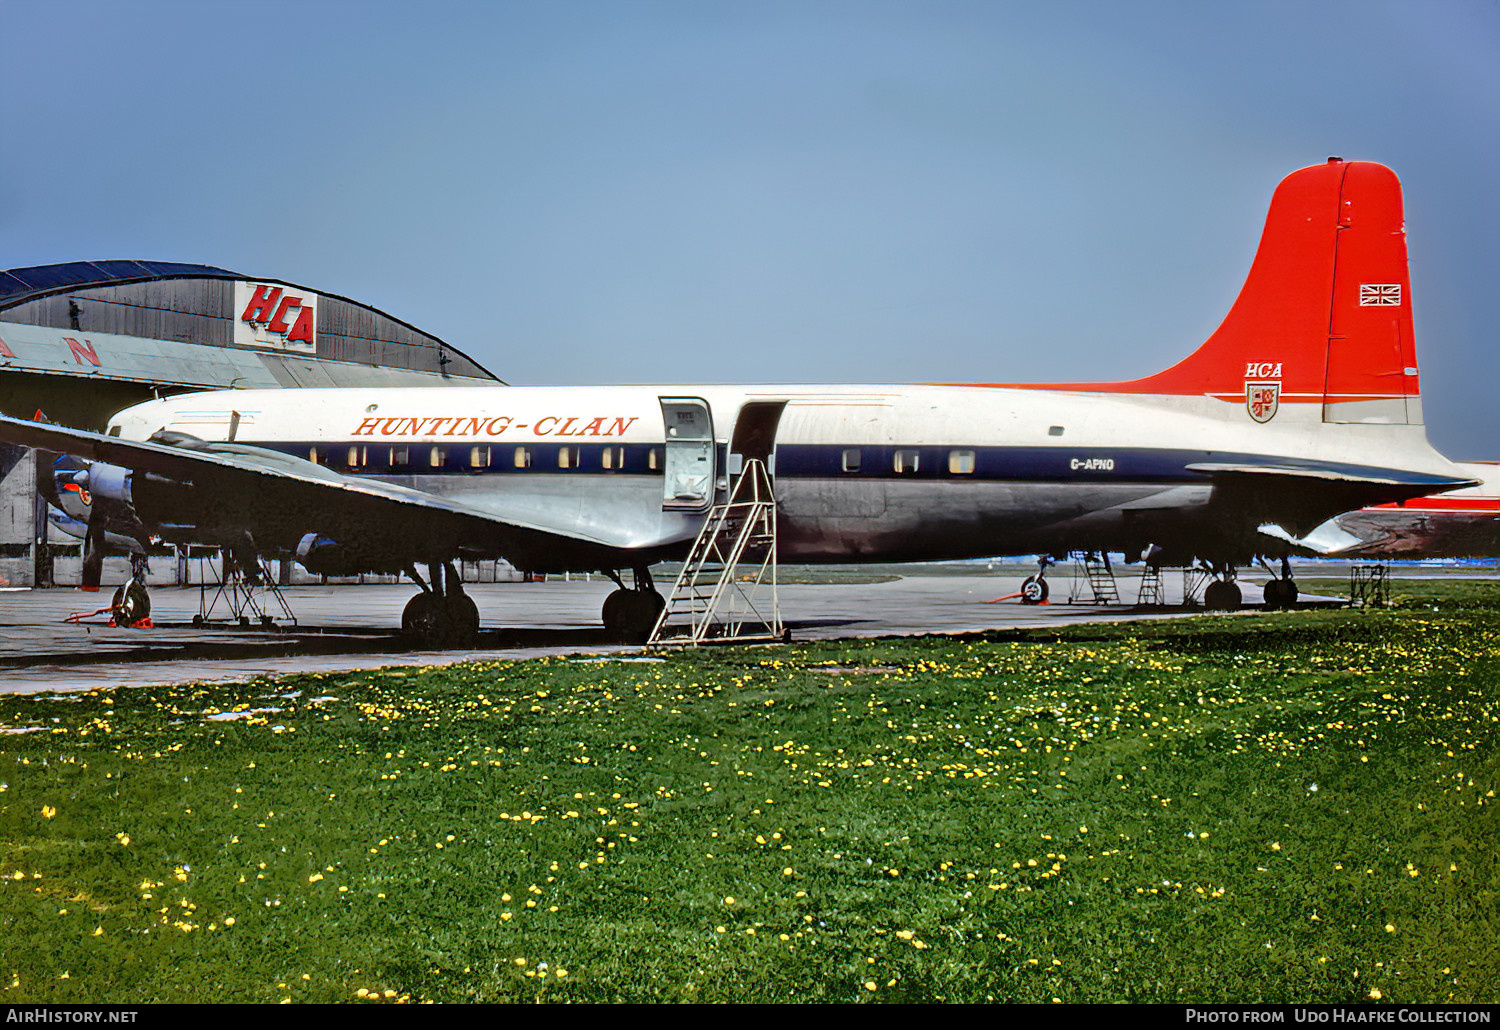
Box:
[69,467,104,592]
[81,518,104,592]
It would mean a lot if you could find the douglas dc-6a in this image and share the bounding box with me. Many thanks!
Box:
[0,158,1475,644]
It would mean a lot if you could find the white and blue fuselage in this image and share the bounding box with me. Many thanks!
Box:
[104,381,1463,570]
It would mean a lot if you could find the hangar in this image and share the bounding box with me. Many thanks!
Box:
[0,260,502,588]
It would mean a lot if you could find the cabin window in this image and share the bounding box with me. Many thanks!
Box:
[557,446,578,469]
[894,449,920,474]
[647,448,662,471]
[346,446,368,468]
[841,448,862,473]
[389,446,409,466]
[469,445,491,468]
[1048,425,1065,437]
[513,446,532,469]
[308,446,323,465]
[429,446,447,468]
[948,449,975,475]
[602,445,625,470]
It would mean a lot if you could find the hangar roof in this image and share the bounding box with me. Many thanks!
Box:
[0,261,243,307]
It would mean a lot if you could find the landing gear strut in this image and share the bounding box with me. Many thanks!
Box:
[402,561,480,648]
[602,567,665,641]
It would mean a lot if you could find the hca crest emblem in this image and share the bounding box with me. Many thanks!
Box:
[1246,381,1280,423]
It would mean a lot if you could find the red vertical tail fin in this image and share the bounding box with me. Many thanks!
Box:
[983,158,1421,423]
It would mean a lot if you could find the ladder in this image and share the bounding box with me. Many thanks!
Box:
[1068,550,1120,605]
[1135,564,1166,607]
[649,459,784,645]
[1350,563,1390,608]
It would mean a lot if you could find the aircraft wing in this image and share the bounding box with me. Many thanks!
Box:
[0,413,629,572]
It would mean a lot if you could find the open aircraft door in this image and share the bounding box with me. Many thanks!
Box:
[728,400,787,481]
[659,397,715,512]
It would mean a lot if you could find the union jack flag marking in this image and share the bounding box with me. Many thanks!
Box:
[1359,284,1402,306]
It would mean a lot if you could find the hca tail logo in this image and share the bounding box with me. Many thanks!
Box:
[234,282,318,352]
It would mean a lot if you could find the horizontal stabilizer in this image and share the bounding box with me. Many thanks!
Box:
[1185,461,1476,491]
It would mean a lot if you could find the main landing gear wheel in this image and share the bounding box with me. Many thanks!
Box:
[602,589,665,642]
[1263,579,1300,609]
[402,590,480,648]
[1204,580,1242,611]
[1020,575,1049,605]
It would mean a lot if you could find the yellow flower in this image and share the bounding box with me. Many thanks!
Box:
[41,806,56,820]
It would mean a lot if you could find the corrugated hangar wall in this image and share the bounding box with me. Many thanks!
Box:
[0,263,506,588]
[1,276,494,378]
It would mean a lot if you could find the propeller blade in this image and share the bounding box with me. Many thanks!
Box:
[81,523,103,592]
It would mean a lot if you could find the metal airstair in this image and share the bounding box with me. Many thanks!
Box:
[649,459,784,645]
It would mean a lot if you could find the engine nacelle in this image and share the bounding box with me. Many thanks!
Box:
[42,456,151,544]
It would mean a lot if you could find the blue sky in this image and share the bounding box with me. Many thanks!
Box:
[3,0,1496,458]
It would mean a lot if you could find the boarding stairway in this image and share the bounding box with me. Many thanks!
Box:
[649,459,784,645]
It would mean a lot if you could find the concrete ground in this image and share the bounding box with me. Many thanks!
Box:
[0,566,1297,693]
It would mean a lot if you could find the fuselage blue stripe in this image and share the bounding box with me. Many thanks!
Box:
[244,441,1455,488]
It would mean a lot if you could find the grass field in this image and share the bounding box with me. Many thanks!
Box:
[0,579,1495,1004]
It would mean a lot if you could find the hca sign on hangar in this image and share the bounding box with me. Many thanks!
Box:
[0,260,502,587]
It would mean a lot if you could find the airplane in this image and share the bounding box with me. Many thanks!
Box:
[1285,461,1500,560]
[0,157,1478,644]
